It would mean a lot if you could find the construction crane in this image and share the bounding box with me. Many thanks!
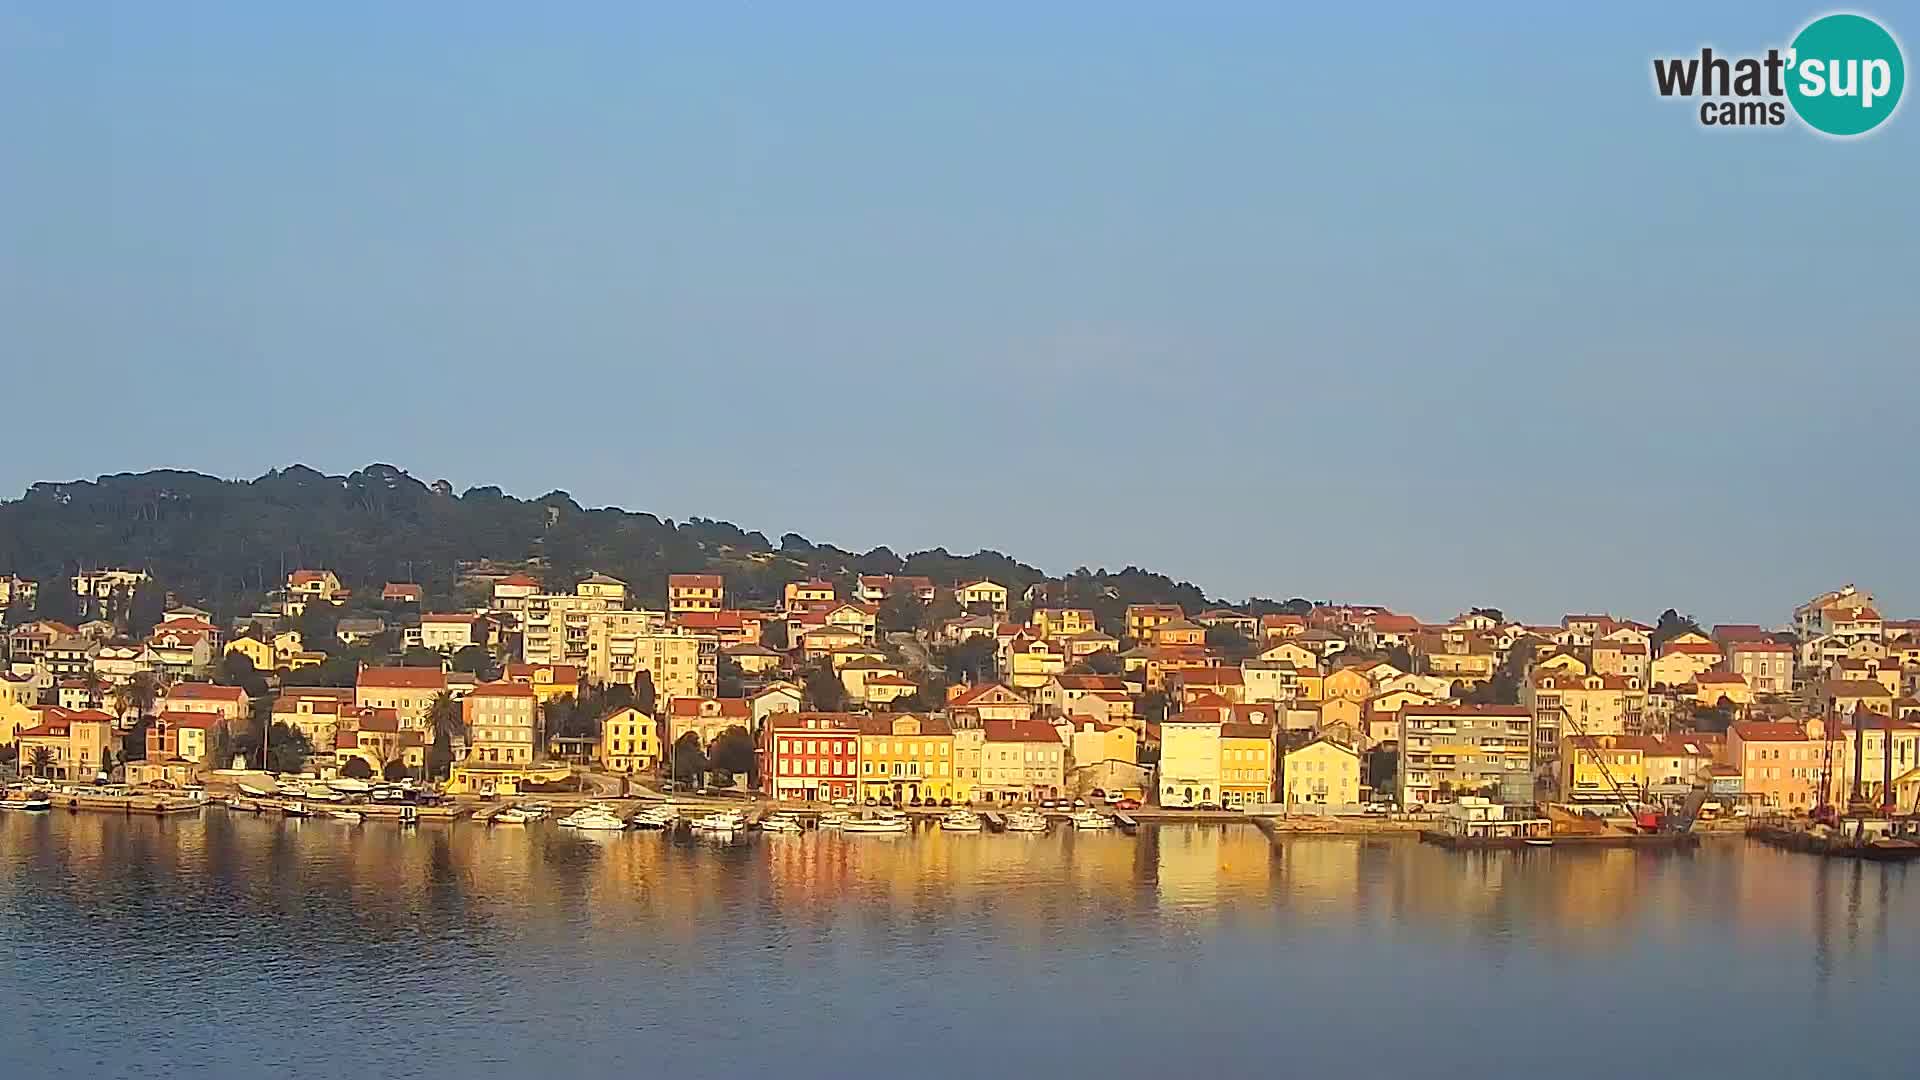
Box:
[1558,706,1658,832]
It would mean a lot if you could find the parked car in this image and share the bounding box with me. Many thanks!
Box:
[1196,801,1221,811]
[1115,798,1141,811]
[1090,788,1106,798]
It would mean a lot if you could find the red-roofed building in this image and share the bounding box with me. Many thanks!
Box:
[979,720,1066,802]
[492,573,541,612]
[947,683,1031,724]
[667,696,752,748]
[356,666,447,728]
[1728,721,1818,811]
[16,707,115,780]
[668,574,725,614]
[160,682,250,725]
[383,583,424,604]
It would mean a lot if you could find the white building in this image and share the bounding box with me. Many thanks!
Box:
[1156,714,1222,808]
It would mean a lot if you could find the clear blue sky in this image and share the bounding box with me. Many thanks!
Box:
[1,2,1913,625]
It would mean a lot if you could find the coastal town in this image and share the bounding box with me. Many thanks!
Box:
[2,566,1917,848]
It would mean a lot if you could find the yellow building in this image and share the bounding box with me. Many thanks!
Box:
[952,727,984,804]
[1559,734,1652,802]
[1322,666,1373,703]
[16,709,116,780]
[856,714,956,805]
[505,662,582,706]
[667,573,725,613]
[1,674,39,748]
[1218,722,1274,808]
[599,706,660,774]
[1067,719,1139,772]
[1126,604,1183,645]
[225,635,276,672]
[1030,607,1097,640]
[1282,737,1360,807]
[1005,635,1067,690]
[1691,672,1753,707]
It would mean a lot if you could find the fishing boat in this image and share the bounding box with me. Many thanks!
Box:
[1004,809,1049,832]
[280,801,312,818]
[239,783,274,798]
[1069,809,1115,830]
[760,813,805,833]
[692,809,747,833]
[0,792,52,812]
[330,809,364,823]
[817,811,850,830]
[940,809,983,832]
[840,816,910,835]
[559,806,628,831]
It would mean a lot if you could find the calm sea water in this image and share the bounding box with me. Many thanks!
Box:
[1,812,1916,1079]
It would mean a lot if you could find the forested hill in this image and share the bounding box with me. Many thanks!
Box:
[0,464,1281,627]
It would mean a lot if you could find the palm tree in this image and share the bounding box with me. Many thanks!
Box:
[112,672,159,724]
[28,746,55,779]
[425,691,464,779]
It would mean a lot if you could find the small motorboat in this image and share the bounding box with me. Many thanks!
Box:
[280,801,312,818]
[518,802,553,821]
[840,816,910,835]
[692,810,747,833]
[330,809,364,823]
[629,804,680,830]
[759,813,805,833]
[559,807,628,831]
[491,807,533,825]
[1523,838,1554,848]
[940,809,983,832]
[1004,809,1049,832]
[328,778,373,795]
[1069,809,1115,830]
[0,792,52,812]
[817,811,850,830]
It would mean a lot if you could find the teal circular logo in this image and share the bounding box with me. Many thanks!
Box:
[1787,13,1905,136]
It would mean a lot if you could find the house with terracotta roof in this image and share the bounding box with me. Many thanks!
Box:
[1649,639,1724,687]
[284,569,346,616]
[782,579,836,611]
[953,579,1010,615]
[1125,604,1184,645]
[1168,666,1246,707]
[1030,607,1098,640]
[1219,721,1275,807]
[1728,721,1819,811]
[491,572,541,612]
[947,682,1031,724]
[667,573,725,614]
[666,696,753,749]
[160,682,250,725]
[1259,613,1307,642]
[1194,609,1257,638]
[383,583,424,604]
[598,705,660,774]
[355,666,447,728]
[1282,736,1358,808]
[335,708,426,778]
[15,708,115,780]
[1037,673,1129,716]
[757,711,861,802]
[978,719,1065,802]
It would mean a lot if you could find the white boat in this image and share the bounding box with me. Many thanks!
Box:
[817,811,850,829]
[1004,809,1049,832]
[328,778,372,795]
[559,807,628,831]
[840,816,910,834]
[330,809,364,823]
[491,807,533,825]
[1070,809,1115,830]
[692,810,747,832]
[239,783,274,797]
[629,804,680,830]
[760,813,805,833]
[0,794,52,812]
[519,802,553,821]
[303,787,345,803]
[940,809,983,832]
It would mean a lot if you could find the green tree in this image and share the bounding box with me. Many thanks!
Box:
[1079,650,1123,676]
[1204,624,1253,660]
[632,671,657,718]
[1651,608,1704,652]
[295,603,340,654]
[400,646,443,668]
[716,653,744,698]
[340,757,375,780]
[110,672,160,723]
[266,722,311,774]
[671,731,708,788]
[877,593,922,635]
[449,645,493,678]
[383,759,415,781]
[121,715,152,762]
[803,665,847,711]
[761,621,789,651]
[127,581,167,640]
[28,745,55,778]
[216,651,269,698]
[943,637,998,683]
[708,725,756,784]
